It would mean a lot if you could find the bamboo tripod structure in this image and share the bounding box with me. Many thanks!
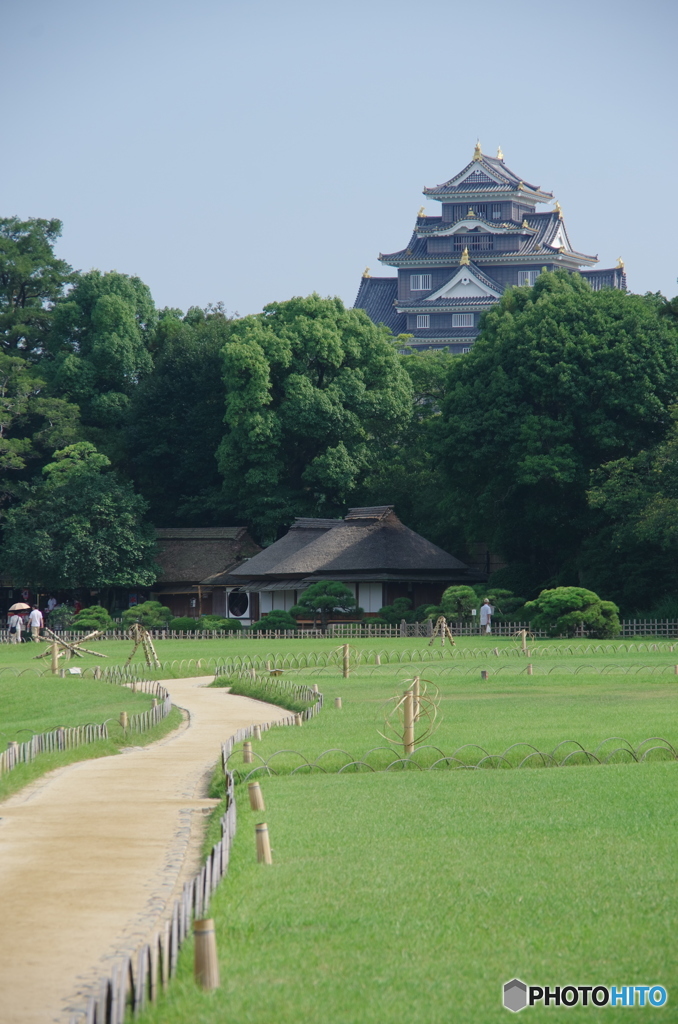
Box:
[126,622,161,669]
[428,615,456,647]
[33,627,109,672]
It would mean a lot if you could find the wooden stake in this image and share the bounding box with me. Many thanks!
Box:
[376,654,381,666]
[255,822,273,864]
[403,689,414,756]
[51,641,59,676]
[520,629,528,656]
[527,663,533,676]
[412,677,420,722]
[294,713,302,726]
[342,644,349,678]
[312,683,318,694]
[119,711,128,731]
[253,725,261,740]
[248,782,265,812]
[480,669,488,680]
[193,919,220,990]
[243,741,253,764]
[674,665,678,676]
[334,697,342,709]
[266,660,271,671]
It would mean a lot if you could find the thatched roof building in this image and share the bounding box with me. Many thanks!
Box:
[203,506,483,623]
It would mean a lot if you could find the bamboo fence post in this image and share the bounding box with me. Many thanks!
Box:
[248,782,265,811]
[527,663,533,675]
[294,713,302,726]
[255,822,273,864]
[119,711,128,732]
[334,697,342,709]
[403,689,414,756]
[51,641,59,675]
[193,919,220,990]
[243,741,253,764]
[342,644,350,678]
[520,629,528,656]
[412,676,420,722]
[376,653,381,666]
[253,725,261,740]
[312,683,318,694]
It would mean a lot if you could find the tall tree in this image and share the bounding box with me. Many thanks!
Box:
[217,295,413,540]
[126,305,232,524]
[1,442,157,591]
[438,271,678,584]
[0,217,74,357]
[46,270,157,454]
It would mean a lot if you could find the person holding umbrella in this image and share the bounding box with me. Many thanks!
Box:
[7,602,29,643]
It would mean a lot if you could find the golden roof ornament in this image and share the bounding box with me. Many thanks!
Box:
[362,267,371,278]
[467,207,476,218]
[497,145,504,160]
[518,180,525,190]
[554,200,563,219]
[460,247,470,266]
[417,207,425,219]
[522,218,530,228]
[473,140,482,161]
[616,256,625,270]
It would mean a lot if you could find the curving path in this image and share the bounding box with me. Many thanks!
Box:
[0,676,288,1024]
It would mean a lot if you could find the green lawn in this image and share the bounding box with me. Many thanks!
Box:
[122,638,678,1023]
[139,765,677,1024]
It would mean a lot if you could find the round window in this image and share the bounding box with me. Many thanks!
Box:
[228,590,249,617]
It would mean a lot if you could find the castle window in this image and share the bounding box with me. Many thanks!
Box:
[416,315,430,329]
[452,314,474,327]
[491,204,502,219]
[462,347,471,353]
[518,270,539,286]
[410,274,431,291]
[453,234,494,252]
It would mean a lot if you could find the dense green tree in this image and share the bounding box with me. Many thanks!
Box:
[126,306,231,524]
[71,604,114,632]
[0,352,80,504]
[524,586,620,638]
[121,600,171,629]
[46,271,157,453]
[355,348,465,552]
[0,217,74,357]
[217,295,413,540]
[290,581,357,630]
[1,443,157,590]
[439,271,678,582]
[440,585,477,619]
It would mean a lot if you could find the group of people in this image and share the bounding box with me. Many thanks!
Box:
[7,604,46,644]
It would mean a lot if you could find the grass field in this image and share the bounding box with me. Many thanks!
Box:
[110,635,678,1023]
[0,646,183,800]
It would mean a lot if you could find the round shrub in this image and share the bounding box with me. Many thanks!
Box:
[524,587,620,638]
[250,610,298,632]
[71,605,114,632]
[121,601,172,629]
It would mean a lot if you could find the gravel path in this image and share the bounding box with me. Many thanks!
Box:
[0,676,288,1023]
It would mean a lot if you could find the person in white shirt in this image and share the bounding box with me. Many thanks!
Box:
[479,598,493,635]
[8,612,22,643]
[28,605,44,640]
[46,596,57,613]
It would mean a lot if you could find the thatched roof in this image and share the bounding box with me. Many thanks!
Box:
[154,527,260,584]
[203,508,482,586]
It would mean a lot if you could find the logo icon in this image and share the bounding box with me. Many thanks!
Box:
[504,979,528,1012]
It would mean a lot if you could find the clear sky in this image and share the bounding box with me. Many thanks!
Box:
[2,0,676,316]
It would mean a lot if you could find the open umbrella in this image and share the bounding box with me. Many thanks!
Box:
[9,603,31,612]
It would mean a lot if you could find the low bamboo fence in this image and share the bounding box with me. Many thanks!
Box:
[5,619,678,642]
[0,679,171,777]
[68,688,323,1024]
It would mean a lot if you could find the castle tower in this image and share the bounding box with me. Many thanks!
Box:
[354,145,626,352]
